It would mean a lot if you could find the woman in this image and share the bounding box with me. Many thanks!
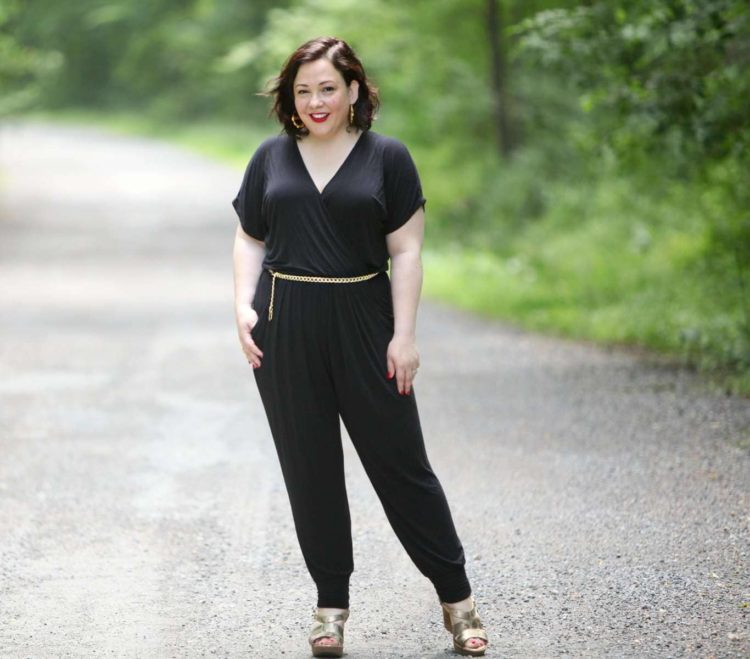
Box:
[232,36,489,657]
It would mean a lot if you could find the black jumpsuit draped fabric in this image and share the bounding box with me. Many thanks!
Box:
[232,129,471,608]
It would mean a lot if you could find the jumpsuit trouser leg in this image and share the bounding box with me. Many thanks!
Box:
[250,269,471,609]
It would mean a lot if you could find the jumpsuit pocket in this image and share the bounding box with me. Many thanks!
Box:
[249,313,263,340]
[250,270,270,341]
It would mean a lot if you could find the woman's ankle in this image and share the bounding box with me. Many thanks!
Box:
[443,594,476,612]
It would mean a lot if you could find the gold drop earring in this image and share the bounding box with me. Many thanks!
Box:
[291,112,304,129]
[349,104,355,125]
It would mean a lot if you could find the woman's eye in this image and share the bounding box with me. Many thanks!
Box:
[323,86,335,92]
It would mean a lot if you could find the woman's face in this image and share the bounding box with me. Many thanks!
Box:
[293,58,359,140]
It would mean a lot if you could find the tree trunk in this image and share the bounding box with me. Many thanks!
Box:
[487,0,514,158]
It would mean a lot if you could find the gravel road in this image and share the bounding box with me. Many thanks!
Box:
[0,121,748,658]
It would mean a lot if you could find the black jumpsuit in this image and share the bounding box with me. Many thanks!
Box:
[232,129,471,609]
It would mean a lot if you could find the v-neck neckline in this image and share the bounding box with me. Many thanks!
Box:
[293,131,366,196]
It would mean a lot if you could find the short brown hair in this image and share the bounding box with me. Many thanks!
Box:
[264,36,380,139]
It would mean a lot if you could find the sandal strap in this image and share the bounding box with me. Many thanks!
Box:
[313,611,349,623]
[309,610,349,643]
[456,627,489,645]
[443,601,487,648]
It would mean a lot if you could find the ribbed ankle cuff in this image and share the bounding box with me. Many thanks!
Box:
[316,577,350,609]
[433,569,472,603]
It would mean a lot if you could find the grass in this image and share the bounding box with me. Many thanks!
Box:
[423,170,750,395]
[17,108,268,168]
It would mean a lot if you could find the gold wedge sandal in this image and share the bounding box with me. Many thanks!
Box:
[441,597,489,656]
[308,608,349,658]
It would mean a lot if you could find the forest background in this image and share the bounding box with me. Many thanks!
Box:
[2,0,749,392]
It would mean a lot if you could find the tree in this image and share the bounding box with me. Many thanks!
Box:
[487,0,516,157]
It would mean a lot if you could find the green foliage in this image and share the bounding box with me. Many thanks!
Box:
[423,158,750,392]
[501,0,750,389]
[2,0,286,119]
[0,0,62,114]
[3,0,749,389]
[513,0,750,168]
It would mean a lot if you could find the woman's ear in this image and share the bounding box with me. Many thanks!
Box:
[348,80,360,104]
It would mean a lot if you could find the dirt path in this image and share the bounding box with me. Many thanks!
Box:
[0,120,748,658]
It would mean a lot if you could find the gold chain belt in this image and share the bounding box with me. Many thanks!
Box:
[266,269,380,320]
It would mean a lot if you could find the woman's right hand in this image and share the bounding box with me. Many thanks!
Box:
[236,303,264,368]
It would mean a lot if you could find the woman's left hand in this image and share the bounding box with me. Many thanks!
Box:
[387,335,420,395]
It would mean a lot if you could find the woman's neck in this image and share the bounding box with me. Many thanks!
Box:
[300,128,362,151]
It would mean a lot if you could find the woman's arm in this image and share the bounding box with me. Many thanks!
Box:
[233,224,266,368]
[385,206,425,395]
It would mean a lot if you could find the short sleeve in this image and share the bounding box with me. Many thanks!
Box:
[231,142,268,240]
[382,139,427,234]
